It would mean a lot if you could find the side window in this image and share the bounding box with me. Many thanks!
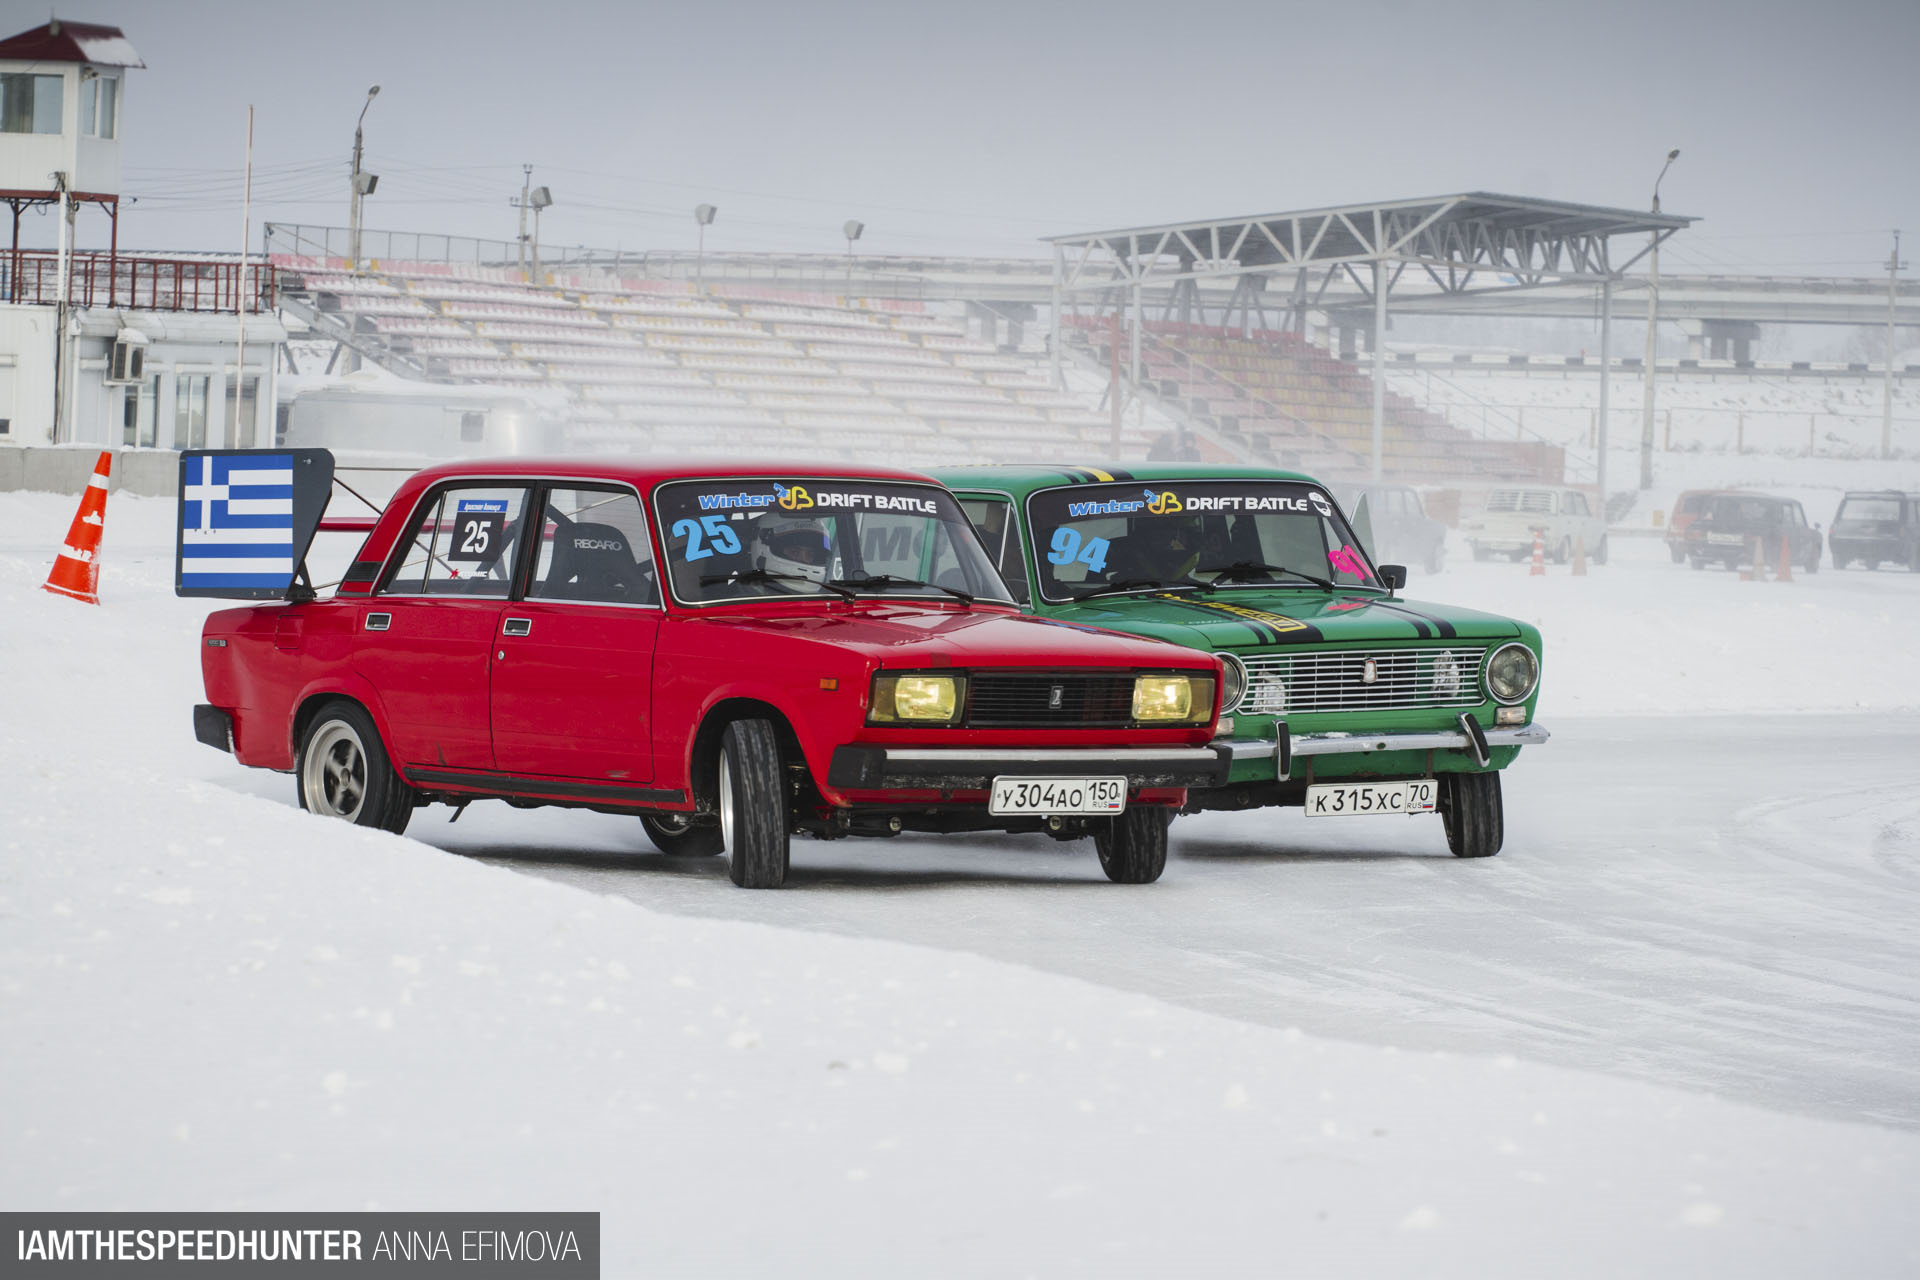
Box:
[958,497,1028,602]
[1567,492,1590,518]
[383,485,529,598]
[530,487,658,605]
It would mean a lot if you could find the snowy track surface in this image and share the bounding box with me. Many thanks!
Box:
[4,488,1919,1276]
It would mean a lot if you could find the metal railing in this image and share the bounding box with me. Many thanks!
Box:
[2,250,276,312]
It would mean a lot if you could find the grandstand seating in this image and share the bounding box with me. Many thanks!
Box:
[1059,316,1559,483]
[274,255,1161,465]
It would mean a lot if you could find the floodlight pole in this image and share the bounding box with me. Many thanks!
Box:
[1638,149,1679,490]
[347,86,379,273]
[1595,274,1613,506]
[1370,257,1386,484]
[516,165,531,280]
[1885,229,1904,460]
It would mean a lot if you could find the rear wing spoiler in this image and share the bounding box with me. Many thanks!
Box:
[173,448,384,601]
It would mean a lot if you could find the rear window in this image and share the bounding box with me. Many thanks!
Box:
[1488,489,1554,514]
[1838,496,1903,522]
[1675,493,1711,515]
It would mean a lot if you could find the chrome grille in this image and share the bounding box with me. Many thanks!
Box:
[966,673,1138,727]
[1236,646,1486,714]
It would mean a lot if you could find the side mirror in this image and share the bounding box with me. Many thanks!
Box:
[1378,564,1407,594]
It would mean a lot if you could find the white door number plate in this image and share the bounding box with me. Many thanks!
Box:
[1304,779,1438,817]
[989,776,1126,816]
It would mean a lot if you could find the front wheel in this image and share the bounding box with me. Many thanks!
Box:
[1553,537,1571,565]
[1094,806,1170,883]
[1804,548,1821,575]
[718,719,790,889]
[1592,535,1609,565]
[297,702,413,835]
[641,811,722,856]
[1440,772,1502,858]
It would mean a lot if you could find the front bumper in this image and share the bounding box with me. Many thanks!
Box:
[1224,717,1549,778]
[827,743,1232,792]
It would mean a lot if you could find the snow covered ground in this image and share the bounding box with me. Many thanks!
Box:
[3,483,1919,1276]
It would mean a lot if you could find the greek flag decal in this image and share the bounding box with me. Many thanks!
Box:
[175,449,335,599]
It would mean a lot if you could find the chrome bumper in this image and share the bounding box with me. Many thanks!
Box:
[1223,718,1549,779]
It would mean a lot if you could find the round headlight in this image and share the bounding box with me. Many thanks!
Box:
[1485,643,1539,704]
[1217,653,1247,712]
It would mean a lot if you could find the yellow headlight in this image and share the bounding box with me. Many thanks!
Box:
[1132,674,1194,721]
[871,674,962,723]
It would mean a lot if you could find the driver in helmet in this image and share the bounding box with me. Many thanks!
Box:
[750,514,834,585]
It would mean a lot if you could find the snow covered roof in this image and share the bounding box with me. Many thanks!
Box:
[0,19,144,68]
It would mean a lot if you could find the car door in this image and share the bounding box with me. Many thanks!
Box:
[490,485,661,783]
[354,483,530,770]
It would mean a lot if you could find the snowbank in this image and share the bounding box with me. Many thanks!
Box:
[3,490,1917,1275]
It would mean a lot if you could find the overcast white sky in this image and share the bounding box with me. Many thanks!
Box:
[11,0,1917,276]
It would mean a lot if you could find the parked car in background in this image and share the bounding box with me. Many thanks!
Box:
[1828,491,1920,571]
[1341,483,1449,574]
[1682,492,1822,573]
[182,454,1232,888]
[1460,485,1607,564]
[1664,488,1756,563]
[937,463,1550,860]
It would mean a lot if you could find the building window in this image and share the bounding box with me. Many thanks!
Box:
[121,375,159,448]
[80,73,116,140]
[0,73,63,135]
[175,374,209,450]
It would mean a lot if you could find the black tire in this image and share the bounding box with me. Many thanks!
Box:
[718,719,790,889]
[1093,806,1170,884]
[1867,560,1881,571]
[1804,548,1821,575]
[1440,771,1502,858]
[641,811,722,856]
[1668,543,1686,564]
[1553,537,1571,565]
[1592,535,1609,566]
[297,701,412,835]
[1425,544,1445,575]
[1689,555,1706,571]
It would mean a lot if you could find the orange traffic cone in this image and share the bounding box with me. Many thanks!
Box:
[1572,536,1588,577]
[42,451,112,605]
[1775,534,1793,583]
[1529,528,1546,577]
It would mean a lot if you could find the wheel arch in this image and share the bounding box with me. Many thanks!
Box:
[686,697,810,813]
[290,676,397,767]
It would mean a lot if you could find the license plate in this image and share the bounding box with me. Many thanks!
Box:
[1304,779,1437,817]
[1707,532,1743,546]
[989,776,1126,816]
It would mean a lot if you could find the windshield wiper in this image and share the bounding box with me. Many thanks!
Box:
[1195,561,1335,591]
[825,573,974,605]
[701,568,856,600]
[1069,577,1201,602]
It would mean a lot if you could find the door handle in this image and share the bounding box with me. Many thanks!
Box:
[364,612,392,632]
[503,617,532,637]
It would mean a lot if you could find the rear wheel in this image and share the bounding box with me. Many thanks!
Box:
[1804,547,1821,574]
[297,702,412,835]
[1094,806,1170,883]
[1592,535,1609,565]
[641,811,722,856]
[1440,772,1502,858]
[1668,543,1686,564]
[718,719,789,889]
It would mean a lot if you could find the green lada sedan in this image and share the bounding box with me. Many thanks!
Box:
[933,464,1548,858]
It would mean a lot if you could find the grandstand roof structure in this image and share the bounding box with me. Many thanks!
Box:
[1046,193,1698,486]
[1045,192,1695,295]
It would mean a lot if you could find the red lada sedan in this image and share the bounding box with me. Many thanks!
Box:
[190,457,1228,887]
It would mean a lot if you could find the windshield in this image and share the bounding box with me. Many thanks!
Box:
[1838,496,1903,522]
[654,477,1012,605]
[1024,479,1377,603]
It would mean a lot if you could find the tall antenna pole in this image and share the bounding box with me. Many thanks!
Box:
[1885,230,1905,461]
[234,105,254,447]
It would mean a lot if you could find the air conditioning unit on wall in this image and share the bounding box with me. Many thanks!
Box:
[107,332,148,384]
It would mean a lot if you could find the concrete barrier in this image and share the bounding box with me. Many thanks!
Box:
[0,447,180,497]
